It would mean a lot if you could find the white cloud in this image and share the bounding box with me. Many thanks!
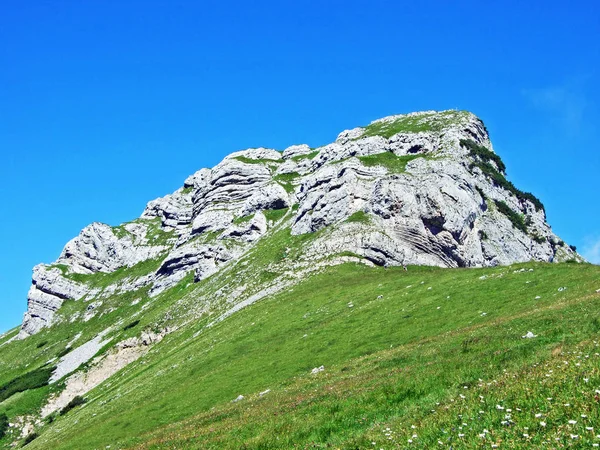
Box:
[582,236,600,265]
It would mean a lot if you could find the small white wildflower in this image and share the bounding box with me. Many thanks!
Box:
[570,434,579,439]
[569,420,577,425]
[458,433,465,437]
[407,439,413,443]
[496,404,504,410]
[540,421,546,427]
[582,414,588,418]
[586,427,594,431]
[523,433,529,438]
[535,413,543,418]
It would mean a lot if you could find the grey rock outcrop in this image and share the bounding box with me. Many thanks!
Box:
[18,109,582,338]
[19,266,89,338]
[57,222,167,274]
[142,187,194,230]
[282,144,312,159]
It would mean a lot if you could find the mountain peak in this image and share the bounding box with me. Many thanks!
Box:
[18,110,580,338]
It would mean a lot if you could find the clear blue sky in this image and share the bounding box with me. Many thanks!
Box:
[1,0,599,333]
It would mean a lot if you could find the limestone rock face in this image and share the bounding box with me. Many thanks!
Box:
[19,266,89,338]
[142,187,194,230]
[57,222,166,274]
[282,144,312,159]
[18,110,582,338]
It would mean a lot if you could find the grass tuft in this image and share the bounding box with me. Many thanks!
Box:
[360,110,469,139]
[0,413,7,440]
[59,396,86,416]
[463,140,544,212]
[22,432,38,447]
[494,200,528,233]
[358,152,421,173]
[233,156,281,165]
[123,320,140,331]
[291,151,319,161]
[345,211,372,224]
[0,366,54,404]
[263,208,288,223]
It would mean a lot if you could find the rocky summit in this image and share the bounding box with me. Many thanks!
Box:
[19,110,580,339]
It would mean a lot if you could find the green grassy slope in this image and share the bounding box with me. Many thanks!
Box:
[4,260,598,449]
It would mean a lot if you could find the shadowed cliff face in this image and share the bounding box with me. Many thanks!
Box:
[18,110,581,338]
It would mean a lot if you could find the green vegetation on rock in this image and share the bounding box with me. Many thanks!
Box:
[358,152,421,173]
[233,156,281,165]
[291,150,319,161]
[65,255,165,289]
[111,224,131,239]
[263,208,288,223]
[360,110,470,139]
[273,172,301,193]
[494,200,528,233]
[462,139,544,212]
[460,138,506,173]
[232,214,253,225]
[345,210,372,224]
